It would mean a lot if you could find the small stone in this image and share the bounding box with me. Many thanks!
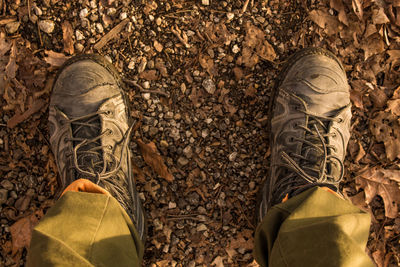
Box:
[232,44,240,54]
[155,17,162,26]
[168,202,177,209]
[149,126,158,136]
[142,93,151,100]
[0,189,7,204]
[180,83,186,94]
[256,16,265,24]
[193,70,200,76]
[164,112,173,119]
[90,0,97,9]
[202,78,216,94]
[229,152,238,161]
[75,43,84,52]
[205,118,212,124]
[38,20,55,33]
[96,23,104,33]
[107,8,117,16]
[197,224,208,231]
[201,129,209,138]
[183,146,193,158]
[138,58,147,73]
[154,40,163,52]
[227,12,234,21]
[202,0,209,6]
[1,180,13,190]
[177,157,189,166]
[142,81,150,89]
[149,14,155,21]
[5,21,20,34]
[119,12,127,20]
[79,8,89,19]
[128,59,135,70]
[33,5,42,16]
[75,30,85,40]
[186,30,195,37]
[160,140,169,148]
[249,181,255,190]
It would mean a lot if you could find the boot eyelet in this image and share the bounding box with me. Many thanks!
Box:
[107,129,113,135]
[108,145,113,150]
[105,110,113,116]
[338,118,343,123]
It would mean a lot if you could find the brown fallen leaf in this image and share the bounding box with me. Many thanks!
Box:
[5,39,17,80]
[94,19,129,50]
[352,0,364,21]
[372,8,390,24]
[44,50,70,67]
[10,212,41,255]
[330,0,349,26]
[139,70,159,81]
[355,167,400,218]
[360,35,385,60]
[0,32,12,56]
[137,139,174,182]
[387,99,400,116]
[7,98,46,128]
[62,21,74,55]
[308,9,341,35]
[237,22,276,68]
[199,53,217,77]
[355,141,366,163]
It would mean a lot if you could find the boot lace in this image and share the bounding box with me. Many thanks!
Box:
[272,94,345,202]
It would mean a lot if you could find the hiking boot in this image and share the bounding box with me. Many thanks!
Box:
[48,54,146,242]
[258,48,351,222]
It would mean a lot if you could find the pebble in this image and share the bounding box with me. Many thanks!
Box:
[1,180,13,190]
[197,224,208,231]
[128,59,135,70]
[79,8,89,19]
[138,58,147,73]
[75,43,84,52]
[33,5,43,16]
[232,44,240,54]
[180,83,186,94]
[183,146,193,158]
[202,0,210,6]
[202,78,216,94]
[155,17,162,26]
[107,8,116,16]
[38,20,55,33]
[142,93,151,100]
[227,12,234,21]
[229,151,238,161]
[120,12,127,20]
[89,0,97,9]
[0,189,7,204]
[149,14,155,21]
[75,30,85,40]
[177,157,189,166]
[5,21,20,34]
[201,129,209,138]
[96,23,104,33]
[168,202,177,209]
[142,81,150,89]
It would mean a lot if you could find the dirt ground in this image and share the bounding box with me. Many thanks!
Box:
[1,0,400,266]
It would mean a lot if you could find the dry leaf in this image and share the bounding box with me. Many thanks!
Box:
[0,32,12,56]
[5,40,17,80]
[7,98,46,128]
[10,212,40,255]
[387,99,400,116]
[372,8,390,24]
[356,167,400,218]
[308,9,341,35]
[211,256,224,267]
[199,53,217,77]
[370,111,400,160]
[62,21,74,55]
[352,0,364,21]
[44,50,70,67]
[330,0,349,25]
[237,22,276,68]
[137,139,174,182]
[360,35,385,60]
[139,70,159,81]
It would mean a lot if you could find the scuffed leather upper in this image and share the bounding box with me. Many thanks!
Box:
[48,58,145,242]
[258,50,352,222]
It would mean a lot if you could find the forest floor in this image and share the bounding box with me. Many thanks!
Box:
[1,0,400,266]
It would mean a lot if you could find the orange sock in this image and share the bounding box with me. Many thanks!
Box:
[61,178,111,197]
[281,186,342,203]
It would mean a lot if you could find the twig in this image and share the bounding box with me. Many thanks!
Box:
[94,19,129,50]
[27,0,31,20]
[241,0,250,14]
[123,78,169,97]
[171,25,191,49]
[37,21,43,47]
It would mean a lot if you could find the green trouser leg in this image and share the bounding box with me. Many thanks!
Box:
[254,187,375,267]
[27,191,144,267]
